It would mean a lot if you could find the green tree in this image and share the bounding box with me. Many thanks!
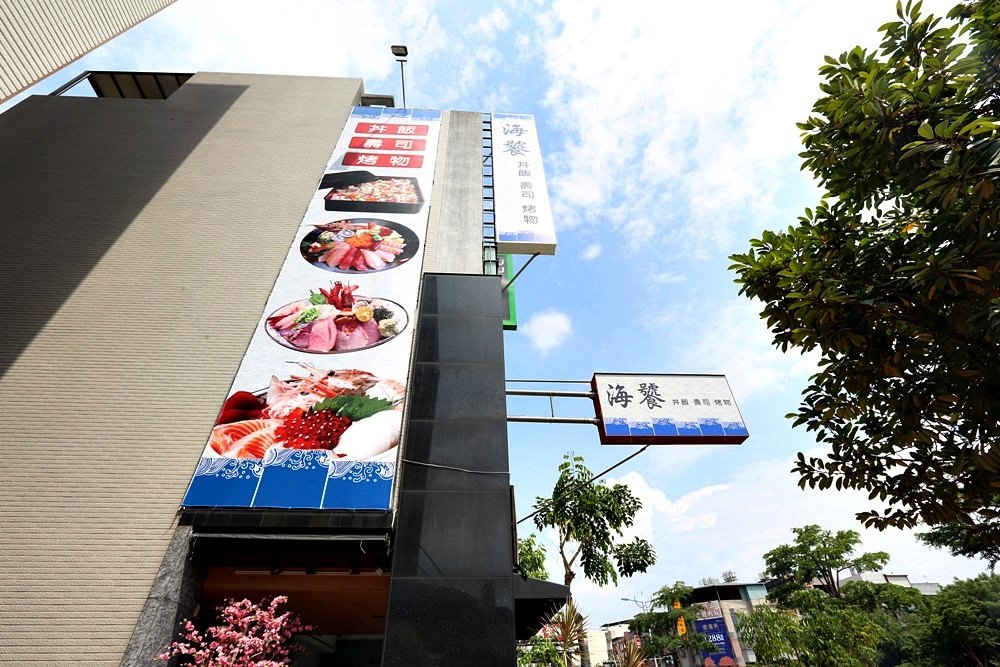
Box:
[762,524,890,606]
[518,636,563,667]
[629,582,718,666]
[532,453,656,589]
[917,496,1000,571]
[533,453,656,667]
[739,589,885,667]
[907,573,1000,667]
[840,580,929,666]
[729,0,1000,542]
[519,533,550,580]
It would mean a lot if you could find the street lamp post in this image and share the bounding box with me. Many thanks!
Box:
[621,596,652,613]
[390,44,408,108]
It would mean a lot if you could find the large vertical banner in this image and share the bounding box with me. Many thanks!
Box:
[693,615,737,666]
[492,113,557,255]
[182,108,442,510]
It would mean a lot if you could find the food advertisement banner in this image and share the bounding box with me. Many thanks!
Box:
[182,107,442,510]
[492,113,556,255]
[693,616,738,665]
[591,373,749,445]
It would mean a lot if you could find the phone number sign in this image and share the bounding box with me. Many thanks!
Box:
[591,373,748,445]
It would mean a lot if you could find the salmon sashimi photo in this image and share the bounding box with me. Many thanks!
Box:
[203,365,406,463]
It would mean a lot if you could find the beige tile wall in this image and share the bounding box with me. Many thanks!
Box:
[0,0,177,102]
[0,73,363,665]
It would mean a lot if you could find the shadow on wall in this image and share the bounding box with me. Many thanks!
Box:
[0,83,247,377]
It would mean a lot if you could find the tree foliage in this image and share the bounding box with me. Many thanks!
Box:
[519,533,550,580]
[762,524,890,606]
[518,636,563,667]
[739,589,884,667]
[840,580,929,667]
[729,0,1000,542]
[630,582,718,665]
[917,496,1000,570]
[533,453,656,588]
[905,573,1000,667]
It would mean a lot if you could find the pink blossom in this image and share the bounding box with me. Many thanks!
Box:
[157,596,312,666]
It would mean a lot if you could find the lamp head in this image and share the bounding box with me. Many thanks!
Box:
[391,45,409,58]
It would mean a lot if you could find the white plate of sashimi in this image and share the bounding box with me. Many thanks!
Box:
[265,282,407,354]
[206,364,405,462]
[300,219,419,274]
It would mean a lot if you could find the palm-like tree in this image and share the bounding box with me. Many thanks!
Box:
[614,639,648,667]
[551,599,589,667]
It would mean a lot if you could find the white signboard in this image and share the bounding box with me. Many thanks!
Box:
[592,373,748,445]
[492,113,556,255]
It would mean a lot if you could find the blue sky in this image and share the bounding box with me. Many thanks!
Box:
[5,0,986,625]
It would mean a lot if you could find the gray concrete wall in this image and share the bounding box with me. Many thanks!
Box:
[0,72,363,666]
[424,110,486,274]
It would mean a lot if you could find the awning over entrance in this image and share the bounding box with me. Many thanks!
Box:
[513,576,570,640]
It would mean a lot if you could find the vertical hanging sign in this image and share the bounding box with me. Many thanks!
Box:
[182,108,442,510]
[492,113,557,255]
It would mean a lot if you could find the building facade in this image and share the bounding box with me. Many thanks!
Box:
[0,0,176,101]
[0,71,563,666]
[685,582,768,667]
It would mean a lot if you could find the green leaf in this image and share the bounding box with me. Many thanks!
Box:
[917,122,934,139]
[311,394,393,421]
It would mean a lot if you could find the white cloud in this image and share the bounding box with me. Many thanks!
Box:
[674,298,820,401]
[649,271,685,285]
[522,309,573,356]
[536,0,957,256]
[611,471,729,537]
[581,243,602,260]
[576,453,988,625]
[473,7,511,35]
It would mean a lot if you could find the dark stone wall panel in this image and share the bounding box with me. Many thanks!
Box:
[392,490,513,578]
[383,274,514,667]
[383,577,515,666]
[408,364,507,422]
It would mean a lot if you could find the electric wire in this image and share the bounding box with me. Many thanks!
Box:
[401,458,509,475]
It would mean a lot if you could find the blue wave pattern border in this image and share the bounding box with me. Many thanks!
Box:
[603,417,749,439]
[182,453,395,510]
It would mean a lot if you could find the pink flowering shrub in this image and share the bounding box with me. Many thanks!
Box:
[158,596,312,666]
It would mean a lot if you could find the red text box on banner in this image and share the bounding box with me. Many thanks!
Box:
[355,122,429,136]
[349,137,426,151]
[343,152,424,168]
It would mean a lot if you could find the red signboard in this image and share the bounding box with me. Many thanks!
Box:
[342,152,424,168]
[355,122,429,136]
[348,137,427,151]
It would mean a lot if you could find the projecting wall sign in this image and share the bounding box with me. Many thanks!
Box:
[492,113,556,255]
[591,373,749,445]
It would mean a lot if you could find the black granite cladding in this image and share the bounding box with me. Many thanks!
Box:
[382,274,515,666]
